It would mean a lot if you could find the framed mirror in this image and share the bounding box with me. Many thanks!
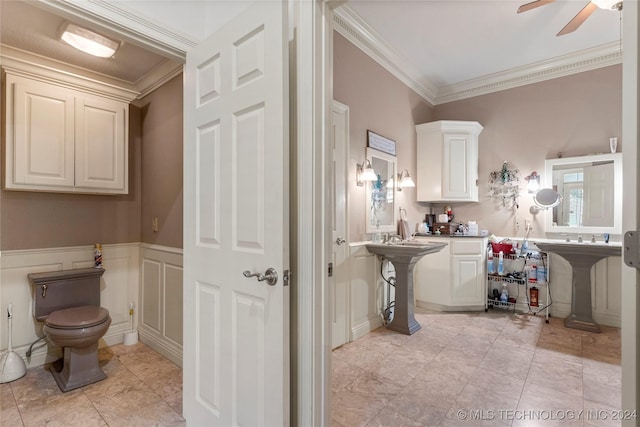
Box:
[365,147,397,233]
[543,152,623,235]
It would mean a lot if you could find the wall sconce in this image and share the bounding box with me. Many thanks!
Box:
[356,159,377,186]
[525,171,540,193]
[396,169,415,191]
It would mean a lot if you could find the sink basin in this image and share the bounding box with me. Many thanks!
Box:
[366,241,447,335]
[534,240,621,332]
[365,241,446,262]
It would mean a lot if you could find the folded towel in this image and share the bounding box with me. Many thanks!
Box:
[398,219,411,240]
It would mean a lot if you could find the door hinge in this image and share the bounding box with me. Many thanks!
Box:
[624,231,639,269]
[328,262,333,277]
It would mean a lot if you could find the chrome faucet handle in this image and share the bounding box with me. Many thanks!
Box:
[577,235,583,243]
[591,234,598,243]
[561,233,570,242]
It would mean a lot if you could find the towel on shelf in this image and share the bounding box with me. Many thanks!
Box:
[398,219,411,240]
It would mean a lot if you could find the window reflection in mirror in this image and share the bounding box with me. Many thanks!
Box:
[365,148,397,233]
[544,153,622,235]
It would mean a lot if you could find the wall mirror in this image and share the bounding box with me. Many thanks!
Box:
[543,152,623,235]
[365,147,397,233]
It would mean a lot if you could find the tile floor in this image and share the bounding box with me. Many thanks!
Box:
[0,342,184,426]
[0,311,622,427]
[332,309,622,427]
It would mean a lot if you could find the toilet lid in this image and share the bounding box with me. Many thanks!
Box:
[46,305,110,329]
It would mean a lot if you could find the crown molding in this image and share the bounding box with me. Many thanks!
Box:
[0,45,139,102]
[333,4,623,106]
[436,42,622,104]
[333,5,438,105]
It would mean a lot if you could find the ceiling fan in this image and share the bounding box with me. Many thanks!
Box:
[517,0,623,36]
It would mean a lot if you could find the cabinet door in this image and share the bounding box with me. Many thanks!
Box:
[415,240,451,306]
[75,96,128,193]
[442,133,473,200]
[451,254,484,305]
[8,77,75,189]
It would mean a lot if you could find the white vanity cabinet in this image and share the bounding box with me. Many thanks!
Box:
[3,72,129,194]
[415,237,487,310]
[415,120,483,202]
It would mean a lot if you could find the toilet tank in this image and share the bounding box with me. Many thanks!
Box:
[28,268,105,321]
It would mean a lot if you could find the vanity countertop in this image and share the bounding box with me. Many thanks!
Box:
[414,234,486,239]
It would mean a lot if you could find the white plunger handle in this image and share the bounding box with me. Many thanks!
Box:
[6,302,13,352]
[7,302,12,319]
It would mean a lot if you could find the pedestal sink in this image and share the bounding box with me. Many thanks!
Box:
[366,241,447,335]
[534,241,621,333]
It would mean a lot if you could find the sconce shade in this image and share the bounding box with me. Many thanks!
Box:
[61,23,120,58]
[397,169,415,191]
[356,159,377,186]
[525,171,540,194]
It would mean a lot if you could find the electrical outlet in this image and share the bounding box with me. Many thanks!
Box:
[152,217,159,232]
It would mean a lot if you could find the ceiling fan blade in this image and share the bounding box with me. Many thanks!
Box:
[557,2,598,36]
[517,0,555,13]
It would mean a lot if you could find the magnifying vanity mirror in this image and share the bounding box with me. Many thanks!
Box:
[365,147,397,233]
[533,188,562,209]
[543,152,623,235]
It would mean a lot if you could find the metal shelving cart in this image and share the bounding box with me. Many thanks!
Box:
[486,251,551,322]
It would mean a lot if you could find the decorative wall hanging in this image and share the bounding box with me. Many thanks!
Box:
[489,161,520,208]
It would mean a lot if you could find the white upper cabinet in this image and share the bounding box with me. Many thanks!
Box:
[3,71,129,194]
[416,120,483,202]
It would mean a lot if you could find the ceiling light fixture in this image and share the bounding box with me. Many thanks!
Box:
[61,23,120,58]
[592,0,623,10]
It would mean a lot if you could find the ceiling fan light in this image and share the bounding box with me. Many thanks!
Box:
[592,0,622,10]
[61,23,119,58]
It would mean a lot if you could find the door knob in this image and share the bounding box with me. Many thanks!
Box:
[243,268,278,286]
[336,237,346,245]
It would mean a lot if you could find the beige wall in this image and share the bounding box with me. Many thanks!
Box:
[0,74,185,251]
[334,30,622,240]
[138,74,184,248]
[0,107,142,250]
[333,32,435,242]
[433,65,622,238]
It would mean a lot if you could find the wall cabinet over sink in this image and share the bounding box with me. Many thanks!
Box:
[3,71,129,194]
[416,120,483,202]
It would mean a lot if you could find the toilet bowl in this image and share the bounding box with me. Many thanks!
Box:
[28,268,111,392]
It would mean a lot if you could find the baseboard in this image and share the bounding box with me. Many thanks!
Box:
[416,300,485,312]
[351,315,382,341]
[138,325,183,367]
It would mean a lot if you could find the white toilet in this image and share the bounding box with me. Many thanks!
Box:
[28,268,111,392]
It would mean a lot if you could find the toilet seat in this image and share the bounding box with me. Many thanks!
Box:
[45,306,109,329]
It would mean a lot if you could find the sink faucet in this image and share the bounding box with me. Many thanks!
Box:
[561,233,570,242]
[577,235,583,243]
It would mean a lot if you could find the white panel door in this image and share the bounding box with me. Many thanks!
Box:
[75,96,128,193]
[331,101,349,349]
[10,77,75,188]
[183,3,289,426]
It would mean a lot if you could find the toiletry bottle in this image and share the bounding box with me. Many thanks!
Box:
[94,243,102,268]
[530,286,539,307]
[487,248,495,275]
[500,283,509,303]
[497,251,505,276]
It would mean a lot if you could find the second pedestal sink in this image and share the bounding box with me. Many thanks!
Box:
[366,241,447,335]
[534,240,621,333]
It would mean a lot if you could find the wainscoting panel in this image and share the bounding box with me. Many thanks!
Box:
[0,243,139,369]
[139,244,183,366]
[349,243,381,341]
